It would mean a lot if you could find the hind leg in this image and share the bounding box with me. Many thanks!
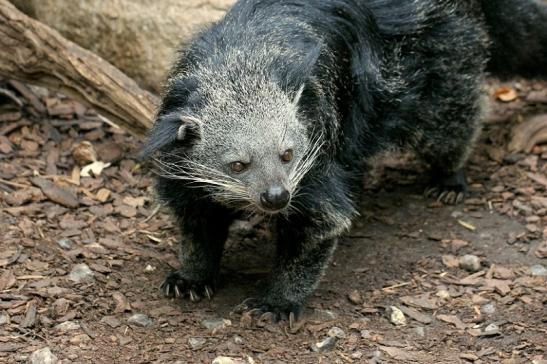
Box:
[414,96,485,205]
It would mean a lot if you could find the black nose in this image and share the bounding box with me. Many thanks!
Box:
[260,185,290,210]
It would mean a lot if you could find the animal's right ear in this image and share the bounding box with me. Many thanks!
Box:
[141,112,202,159]
[176,115,203,142]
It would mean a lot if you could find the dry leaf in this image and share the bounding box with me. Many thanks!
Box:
[495,87,518,102]
[80,161,111,177]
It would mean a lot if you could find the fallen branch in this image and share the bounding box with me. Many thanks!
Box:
[0,0,158,136]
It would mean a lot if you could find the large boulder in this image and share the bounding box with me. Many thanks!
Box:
[10,0,235,92]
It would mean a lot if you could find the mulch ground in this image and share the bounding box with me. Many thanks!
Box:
[0,78,546,364]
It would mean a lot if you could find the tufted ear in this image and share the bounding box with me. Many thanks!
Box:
[141,112,202,159]
[176,115,203,142]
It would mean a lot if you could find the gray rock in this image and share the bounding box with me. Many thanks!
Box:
[211,357,244,364]
[311,336,338,353]
[233,335,244,344]
[481,303,496,315]
[351,351,364,359]
[100,316,121,328]
[459,255,481,272]
[483,323,500,336]
[57,238,73,250]
[188,337,206,350]
[386,306,407,326]
[0,312,9,325]
[530,264,547,277]
[201,318,231,332]
[327,326,346,339]
[128,313,153,327]
[414,326,425,337]
[30,347,58,364]
[310,309,338,322]
[54,321,80,332]
[68,263,94,283]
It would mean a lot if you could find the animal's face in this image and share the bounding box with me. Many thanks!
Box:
[149,80,322,215]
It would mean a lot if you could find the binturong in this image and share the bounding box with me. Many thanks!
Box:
[143,0,547,323]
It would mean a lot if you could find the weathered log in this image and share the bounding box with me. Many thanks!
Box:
[0,0,158,136]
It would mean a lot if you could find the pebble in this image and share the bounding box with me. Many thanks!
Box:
[233,335,244,344]
[351,351,364,359]
[459,255,481,272]
[0,312,8,325]
[328,326,346,339]
[212,357,244,364]
[530,264,547,276]
[483,323,500,335]
[436,289,451,299]
[68,263,94,283]
[128,314,153,327]
[101,316,121,328]
[414,326,425,337]
[387,306,407,326]
[69,333,91,345]
[30,347,58,364]
[202,318,231,332]
[188,337,206,350]
[481,303,496,315]
[54,321,81,332]
[310,309,338,322]
[57,238,73,250]
[311,336,338,353]
[144,264,156,273]
[348,290,363,305]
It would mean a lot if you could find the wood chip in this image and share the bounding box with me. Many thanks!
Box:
[31,177,79,208]
[437,314,467,330]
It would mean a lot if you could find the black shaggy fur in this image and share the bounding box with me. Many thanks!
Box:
[144,0,547,320]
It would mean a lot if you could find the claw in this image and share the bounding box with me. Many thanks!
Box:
[437,190,448,202]
[257,312,274,327]
[204,285,213,300]
[164,284,171,297]
[174,285,181,298]
[189,289,200,302]
[455,192,465,204]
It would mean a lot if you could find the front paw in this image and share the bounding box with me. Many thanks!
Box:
[425,169,468,205]
[161,270,214,302]
[234,297,303,329]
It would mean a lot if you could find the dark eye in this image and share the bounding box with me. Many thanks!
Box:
[230,161,247,173]
[281,149,293,163]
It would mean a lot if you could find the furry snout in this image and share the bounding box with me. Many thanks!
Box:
[259,185,291,212]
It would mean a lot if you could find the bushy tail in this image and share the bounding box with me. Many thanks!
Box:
[480,0,547,79]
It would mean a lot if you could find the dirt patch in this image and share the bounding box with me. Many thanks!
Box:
[0,79,545,363]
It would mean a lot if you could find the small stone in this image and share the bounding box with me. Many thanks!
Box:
[68,263,94,283]
[118,335,133,346]
[310,309,337,322]
[72,141,97,166]
[0,312,8,325]
[482,323,500,336]
[481,303,496,315]
[311,336,338,353]
[436,289,451,300]
[414,326,425,337]
[101,316,121,328]
[360,330,372,339]
[351,351,364,360]
[69,333,91,345]
[233,335,244,344]
[530,264,547,277]
[386,306,406,326]
[57,238,73,250]
[128,313,153,327]
[459,255,481,272]
[54,321,81,332]
[212,357,244,364]
[188,337,206,350]
[201,318,231,332]
[144,264,156,273]
[30,347,58,364]
[348,290,363,305]
[327,326,346,339]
